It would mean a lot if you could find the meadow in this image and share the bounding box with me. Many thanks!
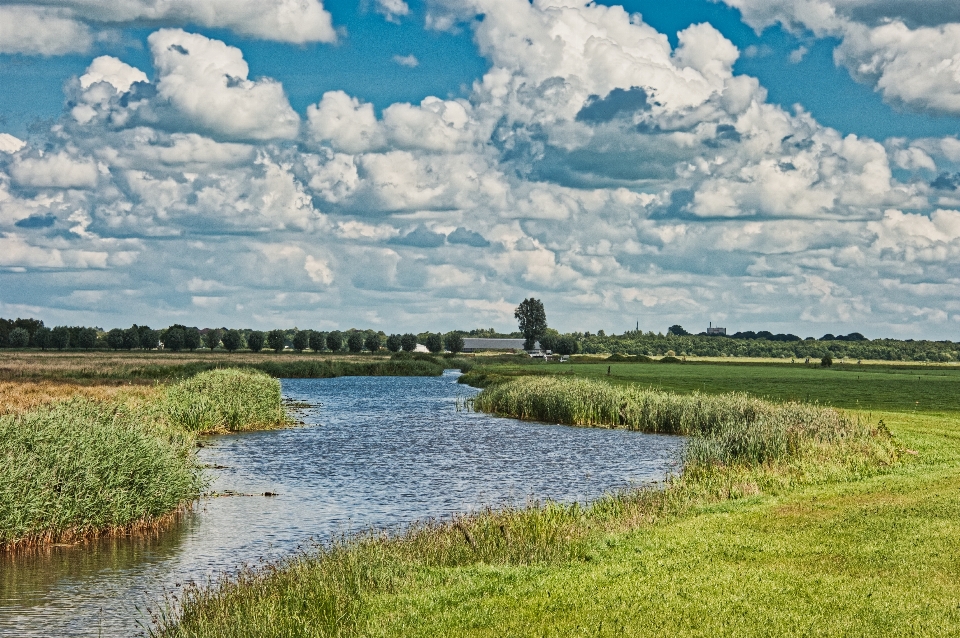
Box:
[151,357,960,637]
[0,369,289,549]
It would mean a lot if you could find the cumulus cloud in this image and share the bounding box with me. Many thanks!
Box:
[376,0,410,23]
[392,54,419,67]
[722,0,960,115]
[0,6,92,55]
[0,134,26,154]
[1,3,958,337]
[0,0,335,53]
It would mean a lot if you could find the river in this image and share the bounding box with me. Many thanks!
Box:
[0,371,684,636]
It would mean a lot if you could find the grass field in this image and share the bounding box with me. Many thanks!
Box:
[154,357,960,637]
[462,358,960,413]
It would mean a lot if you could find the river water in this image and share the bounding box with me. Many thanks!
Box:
[0,371,684,636]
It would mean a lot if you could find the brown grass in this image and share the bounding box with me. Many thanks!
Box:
[0,379,164,415]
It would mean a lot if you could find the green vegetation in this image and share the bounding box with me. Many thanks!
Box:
[0,398,200,549]
[0,368,291,549]
[153,364,925,637]
[163,369,289,434]
[514,297,547,350]
[459,358,960,413]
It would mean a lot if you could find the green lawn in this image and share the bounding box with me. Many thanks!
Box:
[162,362,960,637]
[357,411,960,637]
[474,359,960,413]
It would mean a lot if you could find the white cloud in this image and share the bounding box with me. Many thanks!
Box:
[376,0,410,23]
[146,29,301,141]
[0,6,92,55]
[10,152,99,189]
[0,134,26,154]
[80,56,149,93]
[393,53,420,67]
[788,45,809,63]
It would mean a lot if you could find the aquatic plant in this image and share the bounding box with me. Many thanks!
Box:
[0,398,202,549]
[163,369,289,434]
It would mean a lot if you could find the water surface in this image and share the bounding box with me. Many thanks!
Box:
[0,371,684,636]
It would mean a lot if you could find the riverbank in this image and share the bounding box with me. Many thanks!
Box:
[152,374,937,637]
[0,369,289,550]
[0,350,464,382]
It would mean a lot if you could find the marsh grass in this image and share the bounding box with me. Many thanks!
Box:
[163,369,289,434]
[1,368,290,549]
[0,398,202,550]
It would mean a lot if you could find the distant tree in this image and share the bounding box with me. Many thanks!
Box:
[222,329,243,353]
[538,332,559,353]
[13,319,42,346]
[347,332,365,353]
[267,329,286,353]
[556,335,579,356]
[137,327,158,350]
[326,331,343,352]
[106,328,124,350]
[34,326,52,350]
[386,334,402,352]
[247,331,265,353]
[163,327,185,352]
[444,333,464,354]
[667,325,690,337]
[203,329,223,351]
[51,326,71,350]
[8,327,29,348]
[821,355,833,367]
[515,298,548,350]
[309,331,326,352]
[820,334,836,341]
[400,333,418,352]
[184,327,202,351]
[121,326,140,350]
[425,333,444,354]
[293,330,311,353]
[365,332,383,353]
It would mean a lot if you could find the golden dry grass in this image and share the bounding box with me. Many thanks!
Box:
[0,380,163,415]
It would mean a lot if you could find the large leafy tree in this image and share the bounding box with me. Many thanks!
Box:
[386,334,402,352]
[106,328,125,350]
[51,326,71,350]
[34,326,52,350]
[347,332,364,353]
[309,331,326,352]
[668,325,690,336]
[425,333,444,354]
[267,329,286,353]
[444,333,464,354]
[515,298,547,350]
[292,330,311,353]
[184,327,202,351]
[365,332,383,353]
[122,326,140,350]
[556,335,579,356]
[222,329,243,353]
[137,327,158,350]
[326,331,343,352]
[204,329,223,351]
[163,328,185,352]
[400,333,418,352]
[8,327,29,348]
[247,331,265,353]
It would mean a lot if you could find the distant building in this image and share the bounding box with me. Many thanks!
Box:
[706,322,726,336]
[462,338,539,352]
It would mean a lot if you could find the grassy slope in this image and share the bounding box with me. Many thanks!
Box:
[467,359,960,413]
[159,361,960,636]
[357,411,960,637]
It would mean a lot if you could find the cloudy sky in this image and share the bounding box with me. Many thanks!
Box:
[1,0,959,338]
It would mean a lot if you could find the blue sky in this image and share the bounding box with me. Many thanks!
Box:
[1,0,959,338]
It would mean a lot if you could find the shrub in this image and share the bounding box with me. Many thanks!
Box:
[821,356,833,367]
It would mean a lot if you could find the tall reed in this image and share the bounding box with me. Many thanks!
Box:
[0,398,202,549]
[162,369,289,434]
[470,376,899,469]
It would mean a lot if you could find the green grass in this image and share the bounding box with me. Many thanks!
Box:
[460,359,960,413]
[153,369,922,637]
[0,368,289,548]
[163,369,289,433]
[0,398,202,549]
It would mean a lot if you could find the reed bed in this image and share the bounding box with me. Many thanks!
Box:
[0,368,291,549]
[470,376,900,471]
[0,379,161,416]
[0,398,202,550]
[163,369,289,434]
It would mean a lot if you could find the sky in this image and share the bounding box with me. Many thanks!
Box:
[0,0,959,339]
